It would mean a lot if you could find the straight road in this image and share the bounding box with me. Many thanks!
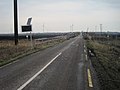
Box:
[0,35,100,90]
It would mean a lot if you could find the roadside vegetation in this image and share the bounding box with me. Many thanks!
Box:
[86,39,120,90]
[0,39,65,67]
[0,32,79,67]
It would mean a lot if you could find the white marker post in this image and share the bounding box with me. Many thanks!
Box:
[30,31,33,49]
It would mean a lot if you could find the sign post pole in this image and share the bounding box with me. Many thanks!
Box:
[21,17,33,49]
[30,31,33,49]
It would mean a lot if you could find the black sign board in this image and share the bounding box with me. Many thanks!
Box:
[22,25,32,32]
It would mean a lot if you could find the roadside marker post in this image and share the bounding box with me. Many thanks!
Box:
[30,31,33,49]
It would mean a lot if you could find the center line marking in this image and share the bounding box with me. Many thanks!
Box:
[17,52,62,90]
[87,69,93,88]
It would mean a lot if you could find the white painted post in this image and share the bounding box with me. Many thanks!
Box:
[30,31,33,49]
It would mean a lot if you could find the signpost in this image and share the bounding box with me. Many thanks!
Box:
[21,18,33,49]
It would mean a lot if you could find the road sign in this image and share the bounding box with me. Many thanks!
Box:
[22,25,32,32]
[21,18,33,49]
[27,18,32,25]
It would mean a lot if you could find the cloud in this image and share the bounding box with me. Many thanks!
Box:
[0,0,120,33]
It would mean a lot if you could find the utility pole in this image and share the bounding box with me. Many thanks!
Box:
[87,27,89,35]
[95,26,97,40]
[43,24,45,33]
[95,26,97,32]
[72,24,74,32]
[100,24,102,37]
[70,25,72,32]
[14,0,18,45]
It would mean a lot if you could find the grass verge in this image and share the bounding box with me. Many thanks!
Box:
[86,40,120,90]
[0,39,65,67]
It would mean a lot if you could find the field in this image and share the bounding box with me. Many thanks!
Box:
[86,39,120,90]
[0,38,65,67]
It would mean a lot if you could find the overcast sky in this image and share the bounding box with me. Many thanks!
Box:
[0,0,120,33]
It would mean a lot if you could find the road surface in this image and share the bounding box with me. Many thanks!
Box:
[0,35,100,90]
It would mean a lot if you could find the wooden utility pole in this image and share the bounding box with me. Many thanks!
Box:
[14,0,18,45]
[100,24,102,37]
[43,24,45,33]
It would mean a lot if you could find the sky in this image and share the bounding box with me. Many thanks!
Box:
[0,0,120,34]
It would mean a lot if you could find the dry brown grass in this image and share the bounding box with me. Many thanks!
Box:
[0,39,65,66]
[0,40,30,62]
[86,40,120,90]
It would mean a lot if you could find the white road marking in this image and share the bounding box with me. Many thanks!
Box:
[86,55,88,61]
[61,41,75,52]
[84,49,86,53]
[84,45,86,48]
[17,52,62,90]
[71,41,74,44]
[87,69,93,87]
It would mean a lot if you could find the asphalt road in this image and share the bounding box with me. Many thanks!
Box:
[0,35,100,90]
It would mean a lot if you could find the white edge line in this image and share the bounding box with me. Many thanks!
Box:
[71,41,74,44]
[86,55,88,60]
[17,52,62,90]
[84,45,85,48]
